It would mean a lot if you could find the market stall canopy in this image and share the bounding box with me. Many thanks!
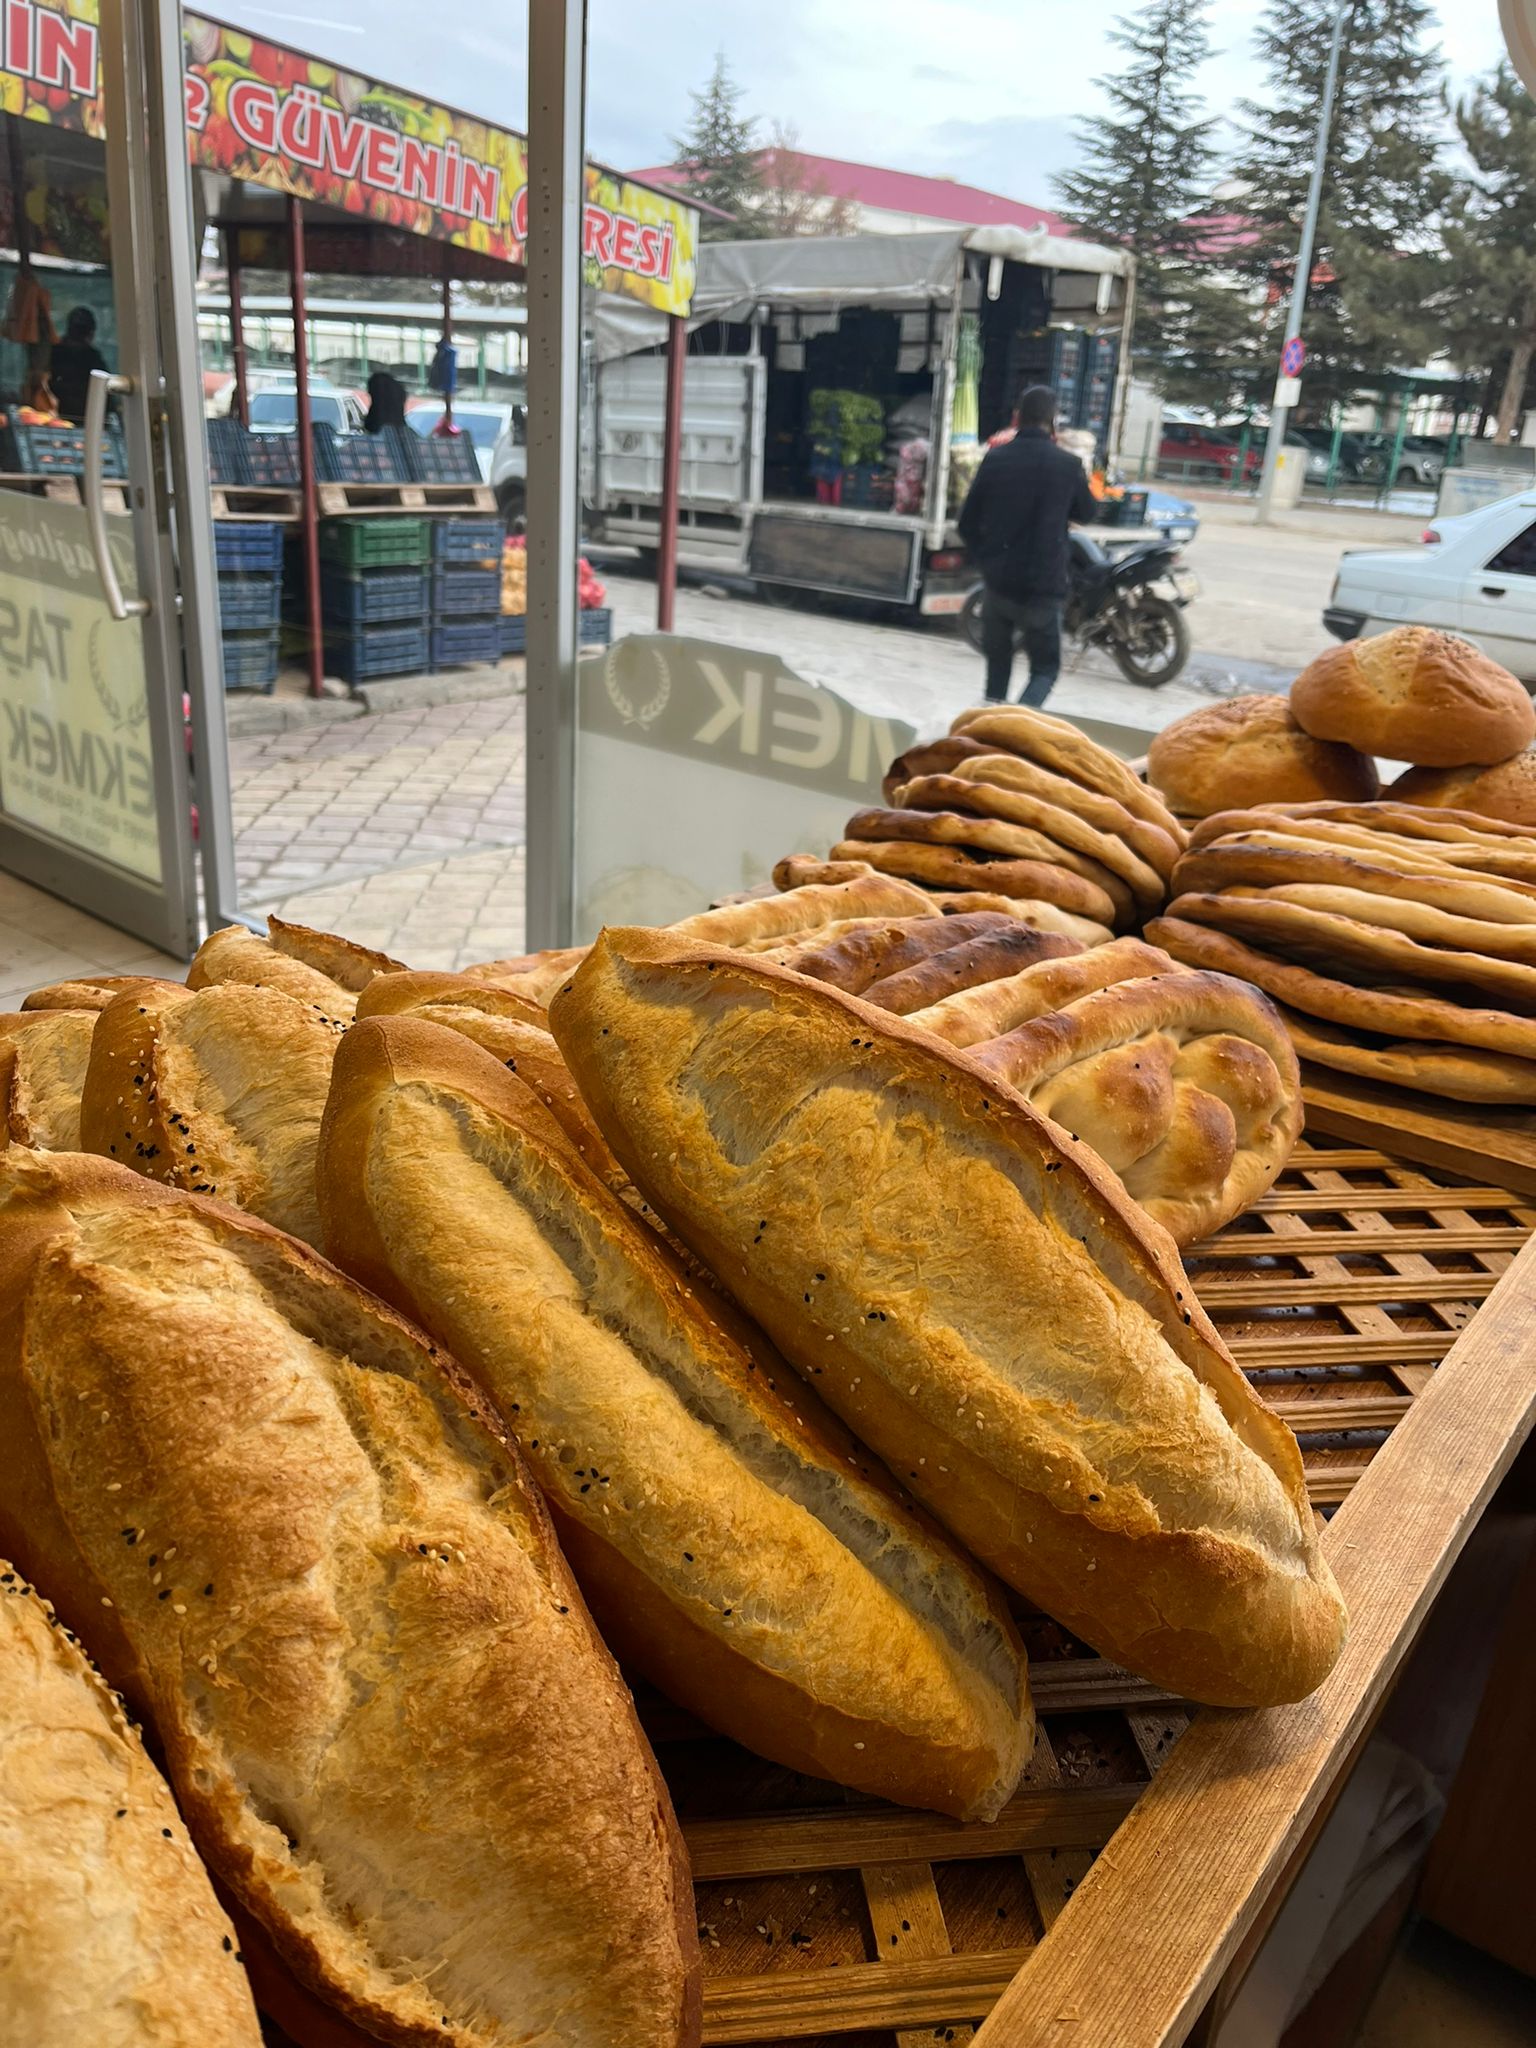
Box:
[592,224,1130,358]
[1,4,699,313]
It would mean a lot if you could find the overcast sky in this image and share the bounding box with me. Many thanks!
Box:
[222,1,1510,209]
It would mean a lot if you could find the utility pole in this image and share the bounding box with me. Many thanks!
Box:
[1255,0,1349,524]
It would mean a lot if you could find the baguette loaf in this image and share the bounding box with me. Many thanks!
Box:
[78,980,343,1245]
[187,926,363,1021]
[0,1567,262,2046]
[0,1151,699,2048]
[549,930,1347,1706]
[1,1010,93,1150]
[319,1016,1032,1820]
[21,974,182,1013]
[355,971,623,1191]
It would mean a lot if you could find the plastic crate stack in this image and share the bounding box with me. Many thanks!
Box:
[429,518,503,671]
[214,522,283,692]
[315,519,430,683]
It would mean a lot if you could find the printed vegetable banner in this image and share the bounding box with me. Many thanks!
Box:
[0,4,699,316]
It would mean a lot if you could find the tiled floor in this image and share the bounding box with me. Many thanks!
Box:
[0,872,183,1010]
[1357,1921,1536,2047]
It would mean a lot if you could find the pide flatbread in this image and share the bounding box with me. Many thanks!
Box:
[906,938,1177,1048]
[830,839,1122,925]
[776,914,1014,993]
[1173,840,1536,927]
[861,927,1080,1017]
[1279,1005,1536,1105]
[946,752,1182,880]
[952,704,1185,841]
[1245,884,1536,967]
[841,808,1135,926]
[893,773,1168,911]
[1167,891,1536,1014]
[1143,916,1536,1061]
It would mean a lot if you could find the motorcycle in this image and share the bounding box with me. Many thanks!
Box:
[960,532,1197,687]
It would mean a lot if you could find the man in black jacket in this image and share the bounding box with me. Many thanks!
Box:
[957,384,1097,705]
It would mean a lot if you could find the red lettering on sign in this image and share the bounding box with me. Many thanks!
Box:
[5,0,31,77]
[363,125,399,189]
[228,76,278,153]
[657,223,675,282]
[611,215,638,268]
[184,70,209,131]
[399,134,439,204]
[35,7,94,94]
[319,102,364,178]
[277,84,323,168]
[458,158,499,225]
[584,204,615,263]
[634,224,661,278]
[511,183,529,242]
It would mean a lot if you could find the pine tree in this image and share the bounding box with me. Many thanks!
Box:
[1051,0,1249,405]
[1438,65,1536,441]
[670,53,765,241]
[1229,0,1450,419]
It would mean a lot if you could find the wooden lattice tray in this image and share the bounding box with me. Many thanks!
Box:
[636,1136,1536,2048]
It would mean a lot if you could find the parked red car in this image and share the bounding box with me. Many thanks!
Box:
[1158,422,1262,481]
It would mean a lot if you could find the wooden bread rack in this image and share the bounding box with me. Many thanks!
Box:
[632,1129,1536,2048]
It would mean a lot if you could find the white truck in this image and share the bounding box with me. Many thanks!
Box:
[585,226,1135,616]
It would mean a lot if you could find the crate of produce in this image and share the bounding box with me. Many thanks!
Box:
[213,521,283,573]
[217,571,282,631]
[325,621,431,683]
[220,627,280,693]
[6,418,127,479]
[318,517,429,571]
[312,421,409,486]
[431,516,503,562]
[206,417,253,486]
[244,429,302,488]
[430,564,501,615]
[430,618,502,670]
[320,568,429,627]
[579,607,613,647]
[398,424,482,485]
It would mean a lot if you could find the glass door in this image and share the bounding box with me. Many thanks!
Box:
[0,0,227,958]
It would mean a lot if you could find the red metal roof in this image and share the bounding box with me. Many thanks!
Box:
[629,149,1073,238]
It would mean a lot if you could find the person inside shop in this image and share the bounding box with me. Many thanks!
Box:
[364,370,408,434]
[958,383,1097,708]
[49,306,108,425]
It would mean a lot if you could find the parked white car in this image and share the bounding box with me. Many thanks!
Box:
[1326,491,1536,683]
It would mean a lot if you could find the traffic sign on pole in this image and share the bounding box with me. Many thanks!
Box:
[1281,335,1307,378]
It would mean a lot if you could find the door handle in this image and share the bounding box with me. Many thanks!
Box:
[84,368,149,622]
[1481,585,1508,598]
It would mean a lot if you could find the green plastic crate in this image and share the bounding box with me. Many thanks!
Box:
[317,517,429,571]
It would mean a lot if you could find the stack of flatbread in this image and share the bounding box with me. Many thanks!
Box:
[1146,801,1536,1106]
[820,704,1185,939]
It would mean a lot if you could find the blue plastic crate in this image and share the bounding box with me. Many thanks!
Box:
[431,517,503,562]
[217,571,282,631]
[431,565,501,616]
[213,521,283,573]
[500,614,526,656]
[399,426,482,485]
[318,568,429,627]
[580,607,613,646]
[326,622,431,683]
[431,619,502,670]
[221,627,281,693]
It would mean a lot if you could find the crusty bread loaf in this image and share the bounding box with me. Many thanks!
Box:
[549,929,1347,1707]
[830,838,1121,924]
[1391,752,1536,827]
[951,704,1186,841]
[78,981,342,1245]
[1289,627,1534,767]
[0,1010,93,1150]
[458,944,590,1000]
[1147,695,1379,817]
[944,753,1182,880]
[904,937,1176,1049]
[921,891,1115,943]
[355,970,623,1191]
[21,974,181,1013]
[1144,915,1536,1062]
[968,969,1303,1245]
[1277,1005,1536,1104]
[892,770,1169,911]
[320,1017,1033,1821]
[187,926,361,1020]
[0,1151,700,2048]
[264,915,405,991]
[0,1567,262,2046]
